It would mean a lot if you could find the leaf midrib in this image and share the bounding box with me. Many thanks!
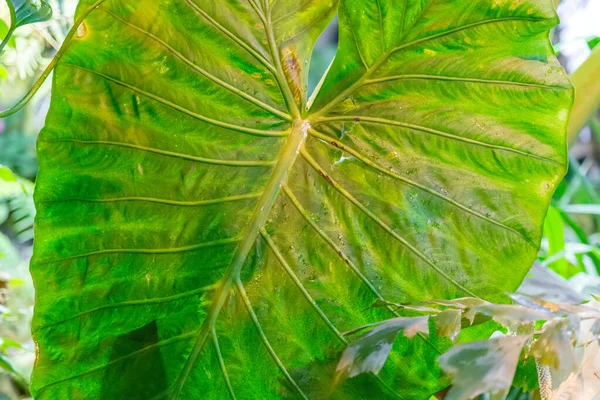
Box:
[169,7,313,396]
[172,119,309,397]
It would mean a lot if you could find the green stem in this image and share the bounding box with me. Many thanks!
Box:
[0,0,109,118]
[0,0,16,55]
[568,46,600,144]
[0,26,15,55]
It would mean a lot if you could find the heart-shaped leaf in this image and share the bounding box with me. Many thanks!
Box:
[30,0,571,398]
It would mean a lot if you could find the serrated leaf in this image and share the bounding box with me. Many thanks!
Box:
[9,0,52,29]
[438,335,531,400]
[530,315,580,383]
[551,303,600,400]
[509,293,600,318]
[475,304,551,328]
[434,309,462,342]
[335,316,430,385]
[30,0,571,398]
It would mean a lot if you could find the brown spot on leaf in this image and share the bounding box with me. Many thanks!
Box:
[318,170,334,185]
[77,22,88,38]
[281,45,302,105]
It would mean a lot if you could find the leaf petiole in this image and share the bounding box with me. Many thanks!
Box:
[0,0,16,55]
[0,26,14,55]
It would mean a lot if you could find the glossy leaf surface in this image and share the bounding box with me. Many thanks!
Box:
[9,0,53,29]
[31,0,571,398]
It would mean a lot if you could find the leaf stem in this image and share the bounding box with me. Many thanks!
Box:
[0,0,16,55]
[0,0,109,118]
[0,27,14,55]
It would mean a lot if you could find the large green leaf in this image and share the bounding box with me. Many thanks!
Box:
[31,0,571,399]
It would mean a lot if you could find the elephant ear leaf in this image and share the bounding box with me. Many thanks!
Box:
[308,0,571,296]
[8,0,52,29]
[30,0,571,399]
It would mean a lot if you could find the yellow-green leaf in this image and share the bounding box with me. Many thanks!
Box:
[29,0,572,398]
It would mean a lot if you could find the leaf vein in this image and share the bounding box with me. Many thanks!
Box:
[171,121,308,397]
[311,16,552,117]
[39,193,262,207]
[282,184,392,305]
[300,148,477,297]
[375,0,385,51]
[271,0,312,24]
[247,0,268,24]
[183,0,275,73]
[212,329,237,400]
[259,228,411,400]
[390,16,551,55]
[34,331,198,395]
[307,129,536,247]
[236,280,309,400]
[363,74,569,90]
[99,7,290,121]
[38,285,215,330]
[44,138,277,167]
[37,237,241,265]
[316,116,560,165]
[61,63,288,138]
[343,2,369,69]
[260,228,345,341]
